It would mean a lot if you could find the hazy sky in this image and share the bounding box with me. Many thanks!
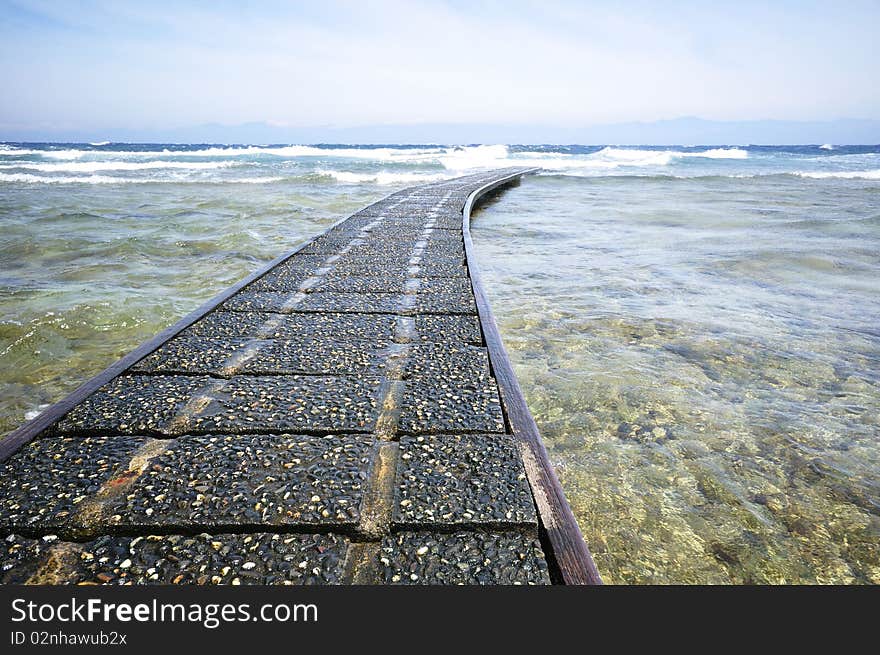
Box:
[1,0,878,133]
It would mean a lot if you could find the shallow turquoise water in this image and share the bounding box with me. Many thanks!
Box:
[0,180,386,434]
[471,174,880,583]
[2,142,879,583]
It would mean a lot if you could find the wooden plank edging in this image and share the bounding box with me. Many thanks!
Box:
[462,170,604,585]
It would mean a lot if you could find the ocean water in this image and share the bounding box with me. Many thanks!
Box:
[1,142,878,583]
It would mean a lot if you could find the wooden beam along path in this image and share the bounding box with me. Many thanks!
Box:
[0,168,602,585]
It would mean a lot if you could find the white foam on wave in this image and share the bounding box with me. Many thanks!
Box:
[820,144,834,150]
[0,143,750,171]
[793,170,880,179]
[0,148,91,159]
[0,144,450,161]
[0,172,285,185]
[0,173,148,184]
[89,141,111,146]
[316,169,450,185]
[446,146,750,175]
[438,144,514,170]
[445,145,750,173]
[24,404,49,421]
[0,160,242,172]
[226,176,284,184]
[682,147,749,159]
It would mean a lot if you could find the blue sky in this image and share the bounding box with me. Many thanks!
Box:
[1,0,878,137]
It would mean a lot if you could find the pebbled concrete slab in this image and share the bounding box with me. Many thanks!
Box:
[54,375,211,435]
[415,278,473,296]
[220,291,297,313]
[394,434,537,527]
[398,367,505,435]
[293,292,403,314]
[413,261,468,277]
[239,339,389,375]
[263,313,397,342]
[330,262,412,278]
[108,433,373,529]
[378,531,550,585]
[0,435,148,533]
[189,375,383,434]
[0,532,348,585]
[247,268,320,293]
[179,311,272,339]
[404,344,491,379]
[412,315,482,345]
[311,275,408,294]
[131,336,251,375]
[408,290,477,315]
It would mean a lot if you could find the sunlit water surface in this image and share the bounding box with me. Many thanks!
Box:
[2,142,878,583]
[0,181,385,434]
[471,174,879,584]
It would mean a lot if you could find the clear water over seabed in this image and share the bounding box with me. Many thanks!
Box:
[1,142,878,583]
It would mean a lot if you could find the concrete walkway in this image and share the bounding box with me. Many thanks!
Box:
[0,169,599,585]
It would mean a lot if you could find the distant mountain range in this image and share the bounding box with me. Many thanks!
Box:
[3,117,879,145]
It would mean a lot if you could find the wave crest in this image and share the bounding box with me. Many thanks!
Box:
[0,160,242,172]
[315,169,450,185]
[793,170,880,180]
[0,172,285,184]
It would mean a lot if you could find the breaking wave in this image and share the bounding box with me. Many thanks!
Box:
[793,170,880,180]
[0,160,242,172]
[315,169,450,184]
[0,172,285,184]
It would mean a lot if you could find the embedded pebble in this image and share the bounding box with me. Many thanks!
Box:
[379,531,550,585]
[394,434,537,526]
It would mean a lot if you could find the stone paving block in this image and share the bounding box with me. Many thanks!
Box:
[412,315,482,345]
[280,254,336,269]
[247,267,321,292]
[374,225,431,235]
[356,236,421,250]
[378,531,550,585]
[0,435,147,533]
[432,216,466,229]
[404,344,491,379]
[109,434,373,528]
[394,434,536,526]
[0,535,59,584]
[343,248,414,264]
[179,311,272,339]
[131,336,251,375]
[311,275,408,294]
[398,366,505,434]
[421,241,465,254]
[415,278,473,295]
[0,533,348,585]
[220,291,296,313]
[330,261,412,278]
[362,210,420,219]
[189,375,382,434]
[299,232,362,254]
[421,243,465,260]
[54,375,211,435]
[409,290,477,315]
[417,252,466,265]
[414,261,468,277]
[265,313,397,342]
[239,339,389,375]
[293,292,402,314]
